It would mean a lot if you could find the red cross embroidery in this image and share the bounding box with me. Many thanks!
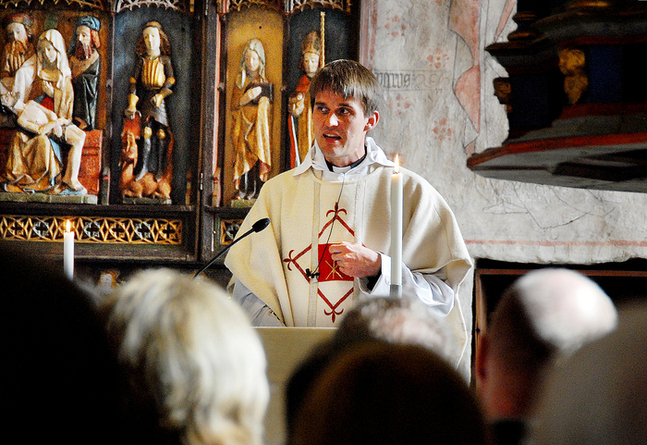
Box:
[317,242,353,282]
[283,202,355,322]
[319,288,353,323]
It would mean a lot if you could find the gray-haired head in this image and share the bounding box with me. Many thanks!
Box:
[103,269,269,445]
[335,297,458,365]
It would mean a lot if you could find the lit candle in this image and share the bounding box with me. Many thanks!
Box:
[64,220,74,280]
[391,155,403,288]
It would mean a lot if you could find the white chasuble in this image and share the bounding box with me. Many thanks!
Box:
[283,173,366,326]
[225,164,472,330]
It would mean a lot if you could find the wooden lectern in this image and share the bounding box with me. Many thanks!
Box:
[255,327,336,445]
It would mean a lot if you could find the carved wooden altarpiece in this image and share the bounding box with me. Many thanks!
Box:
[0,0,361,285]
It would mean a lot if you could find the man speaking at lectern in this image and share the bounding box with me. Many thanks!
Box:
[225,60,471,337]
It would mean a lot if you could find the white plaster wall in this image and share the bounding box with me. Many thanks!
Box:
[360,0,647,377]
[362,0,647,266]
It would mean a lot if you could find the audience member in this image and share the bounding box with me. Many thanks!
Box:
[285,297,462,442]
[102,269,269,445]
[530,301,647,445]
[290,342,489,445]
[475,268,618,445]
[333,296,459,364]
[1,242,121,445]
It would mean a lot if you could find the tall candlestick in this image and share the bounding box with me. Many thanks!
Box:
[64,220,74,280]
[391,155,403,290]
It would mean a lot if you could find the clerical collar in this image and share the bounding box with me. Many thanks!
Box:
[292,137,395,178]
[325,148,368,173]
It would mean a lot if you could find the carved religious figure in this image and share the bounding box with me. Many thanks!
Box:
[559,48,588,105]
[121,22,174,200]
[493,77,511,114]
[231,38,272,201]
[0,29,86,194]
[68,15,101,131]
[288,31,322,166]
[0,13,35,127]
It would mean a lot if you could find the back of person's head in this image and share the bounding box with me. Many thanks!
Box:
[531,301,647,445]
[476,268,617,419]
[102,269,269,445]
[290,342,489,445]
[309,59,380,115]
[2,242,121,445]
[334,297,459,363]
[285,297,459,441]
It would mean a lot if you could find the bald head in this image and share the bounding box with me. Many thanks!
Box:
[511,268,617,355]
[476,268,617,420]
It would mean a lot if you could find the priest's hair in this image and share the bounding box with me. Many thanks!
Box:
[309,59,381,115]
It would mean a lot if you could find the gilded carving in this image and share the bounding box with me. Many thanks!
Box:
[121,22,174,202]
[1,28,87,194]
[289,0,349,13]
[69,15,101,131]
[559,48,588,105]
[0,0,105,9]
[221,218,243,245]
[224,0,281,13]
[230,38,272,202]
[113,0,188,13]
[219,0,350,14]
[0,214,182,244]
[493,77,511,113]
[288,29,323,166]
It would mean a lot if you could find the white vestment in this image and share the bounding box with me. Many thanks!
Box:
[226,138,473,352]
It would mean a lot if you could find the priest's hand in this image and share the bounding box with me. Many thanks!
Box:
[329,242,381,278]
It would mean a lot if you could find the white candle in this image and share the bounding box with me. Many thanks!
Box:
[64,220,74,280]
[390,155,403,286]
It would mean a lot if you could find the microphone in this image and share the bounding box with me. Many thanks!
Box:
[305,268,319,279]
[193,217,270,278]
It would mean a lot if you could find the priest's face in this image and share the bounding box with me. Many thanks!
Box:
[313,89,379,167]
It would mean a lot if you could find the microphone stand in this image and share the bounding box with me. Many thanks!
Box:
[193,217,270,278]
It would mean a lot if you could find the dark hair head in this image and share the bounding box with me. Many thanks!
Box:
[290,342,489,445]
[1,242,121,445]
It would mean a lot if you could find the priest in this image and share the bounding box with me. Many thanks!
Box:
[225,60,472,348]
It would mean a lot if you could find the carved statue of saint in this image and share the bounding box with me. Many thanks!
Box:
[0,13,35,127]
[231,38,272,201]
[289,31,322,166]
[68,15,101,131]
[121,22,174,200]
[1,29,86,194]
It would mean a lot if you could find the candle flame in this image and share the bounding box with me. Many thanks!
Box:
[394,155,400,174]
[65,220,71,233]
